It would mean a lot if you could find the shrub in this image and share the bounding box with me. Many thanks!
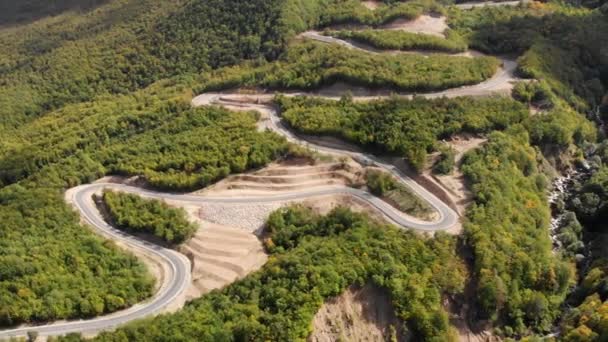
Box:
[433,145,456,175]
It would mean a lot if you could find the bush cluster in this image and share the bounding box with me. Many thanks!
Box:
[102,191,198,244]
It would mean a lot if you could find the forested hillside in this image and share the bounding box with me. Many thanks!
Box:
[0,0,442,131]
[273,91,592,336]
[2,0,608,340]
[461,130,568,334]
[448,2,608,338]
[449,2,608,110]
[0,0,181,130]
[0,2,292,320]
[197,41,498,93]
[0,79,287,326]
[73,206,465,341]
[2,0,450,328]
[0,0,292,130]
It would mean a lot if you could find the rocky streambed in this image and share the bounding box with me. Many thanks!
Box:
[548,161,591,255]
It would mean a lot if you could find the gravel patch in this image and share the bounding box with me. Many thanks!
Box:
[198,202,286,233]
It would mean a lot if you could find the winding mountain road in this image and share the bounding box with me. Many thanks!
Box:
[0,2,522,339]
[0,174,458,339]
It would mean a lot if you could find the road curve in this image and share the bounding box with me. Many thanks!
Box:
[0,185,192,339]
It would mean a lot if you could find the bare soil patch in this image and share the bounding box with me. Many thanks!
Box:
[382,15,448,37]
[426,135,487,218]
[362,0,381,10]
[194,161,366,198]
[196,202,283,233]
[309,283,407,342]
[179,221,268,300]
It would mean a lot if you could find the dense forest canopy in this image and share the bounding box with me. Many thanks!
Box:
[0,185,155,326]
[0,0,297,131]
[461,129,568,334]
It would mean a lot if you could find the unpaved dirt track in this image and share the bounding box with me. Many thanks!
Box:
[0,2,524,338]
[455,0,529,10]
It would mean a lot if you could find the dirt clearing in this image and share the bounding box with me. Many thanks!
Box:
[362,0,381,10]
[383,15,448,37]
[309,284,407,342]
[426,135,487,217]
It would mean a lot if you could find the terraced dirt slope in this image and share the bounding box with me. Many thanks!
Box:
[179,160,385,300]
[198,161,365,196]
[309,284,406,342]
[180,222,267,300]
